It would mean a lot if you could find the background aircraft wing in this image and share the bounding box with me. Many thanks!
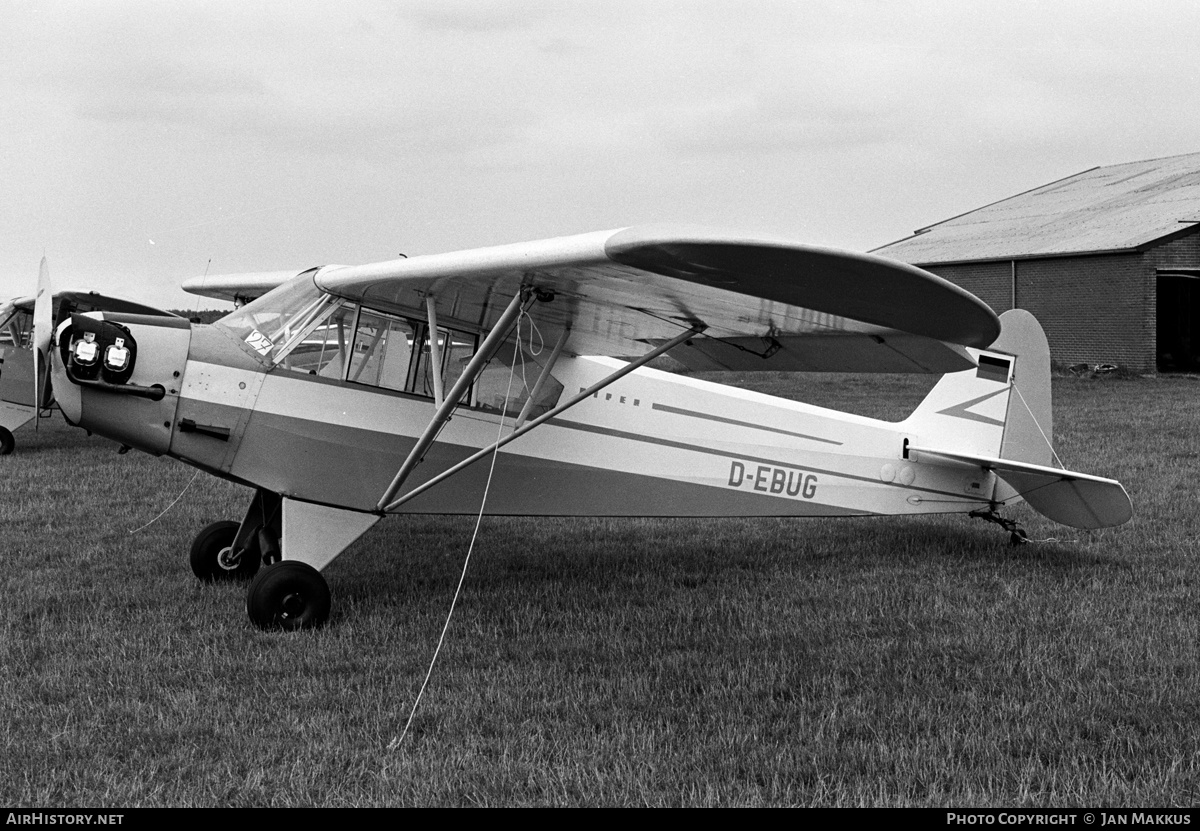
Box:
[910,445,1133,529]
[240,225,1004,373]
[182,270,306,305]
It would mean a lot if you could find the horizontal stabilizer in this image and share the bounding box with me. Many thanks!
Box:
[909,445,1133,530]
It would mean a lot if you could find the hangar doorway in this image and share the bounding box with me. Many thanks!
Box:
[1157,271,1200,372]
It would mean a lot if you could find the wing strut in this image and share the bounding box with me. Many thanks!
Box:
[425,295,445,407]
[376,289,530,511]
[380,321,706,513]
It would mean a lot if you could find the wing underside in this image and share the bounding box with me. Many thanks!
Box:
[302,225,999,374]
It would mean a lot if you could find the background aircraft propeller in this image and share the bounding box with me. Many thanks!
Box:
[33,257,53,423]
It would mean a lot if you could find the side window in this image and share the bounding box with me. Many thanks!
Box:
[347,311,416,392]
[443,330,477,393]
[277,304,355,378]
[414,327,478,398]
[265,298,562,417]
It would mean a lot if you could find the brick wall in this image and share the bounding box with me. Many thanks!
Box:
[918,261,1014,314]
[920,253,1155,372]
[1144,228,1200,370]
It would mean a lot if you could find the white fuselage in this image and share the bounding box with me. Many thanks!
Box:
[171,351,995,519]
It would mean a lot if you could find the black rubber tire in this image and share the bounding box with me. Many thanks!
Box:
[0,427,14,455]
[189,520,259,581]
[246,561,331,631]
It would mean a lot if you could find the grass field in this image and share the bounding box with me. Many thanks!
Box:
[2,372,1198,806]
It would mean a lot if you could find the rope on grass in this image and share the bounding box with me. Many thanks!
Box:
[387,310,529,752]
[125,469,201,535]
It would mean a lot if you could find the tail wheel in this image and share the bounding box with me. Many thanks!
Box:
[0,427,14,455]
[246,561,331,631]
[189,520,260,581]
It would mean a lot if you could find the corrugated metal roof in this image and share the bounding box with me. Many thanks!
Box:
[874,151,1200,265]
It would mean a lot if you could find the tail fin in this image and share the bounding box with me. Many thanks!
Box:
[904,309,1133,529]
[903,308,1052,466]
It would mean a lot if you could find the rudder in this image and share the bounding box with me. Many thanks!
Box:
[903,308,1054,470]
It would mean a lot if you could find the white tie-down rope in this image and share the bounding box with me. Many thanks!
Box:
[126,469,202,535]
[1011,382,1065,470]
[388,312,532,751]
[1005,381,1081,544]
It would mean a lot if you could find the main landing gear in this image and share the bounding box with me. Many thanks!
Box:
[188,519,333,630]
[189,490,381,631]
[187,490,336,631]
[246,561,331,631]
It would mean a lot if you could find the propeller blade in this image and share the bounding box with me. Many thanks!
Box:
[33,257,53,419]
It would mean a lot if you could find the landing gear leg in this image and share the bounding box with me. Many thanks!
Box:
[189,520,260,581]
[970,508,1029,546]
[241,496,381,631]
[188,489,282,581]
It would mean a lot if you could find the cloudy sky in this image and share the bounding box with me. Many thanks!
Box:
[5,0,1200,309]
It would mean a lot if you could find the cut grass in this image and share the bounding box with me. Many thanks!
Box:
[1,373,1198,806]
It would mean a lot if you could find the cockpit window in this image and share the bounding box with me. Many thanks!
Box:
[277,303,355,378]
[218,277,564,414]
[414,327,477,398]
[347,310,417,391]
[217,271,326,361]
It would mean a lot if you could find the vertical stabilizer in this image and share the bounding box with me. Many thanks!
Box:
[902,309,1055,502]
[991,309,1052,467]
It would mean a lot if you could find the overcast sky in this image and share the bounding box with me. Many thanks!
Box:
[5,0,1200,310]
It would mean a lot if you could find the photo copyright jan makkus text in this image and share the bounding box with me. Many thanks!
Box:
[947,815,1191,826]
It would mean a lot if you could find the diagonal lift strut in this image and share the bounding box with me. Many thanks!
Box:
[378,320,706,513]
[375,288,530,511]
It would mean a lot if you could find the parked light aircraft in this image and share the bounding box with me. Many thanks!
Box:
[39,226,1133,630]
[0,268,178,453]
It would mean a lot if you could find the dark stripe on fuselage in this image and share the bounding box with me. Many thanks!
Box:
[545,416,972,501]
[226,406,872,518]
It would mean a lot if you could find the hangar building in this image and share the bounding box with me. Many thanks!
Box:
[873,151,1200,373]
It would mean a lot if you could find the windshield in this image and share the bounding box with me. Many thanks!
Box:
[216,271,329,362]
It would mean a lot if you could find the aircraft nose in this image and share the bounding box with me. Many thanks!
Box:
[53,313,193,454]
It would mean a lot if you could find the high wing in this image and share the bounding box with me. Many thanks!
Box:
[298,225,1000,374]
[909,445,1134,530]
